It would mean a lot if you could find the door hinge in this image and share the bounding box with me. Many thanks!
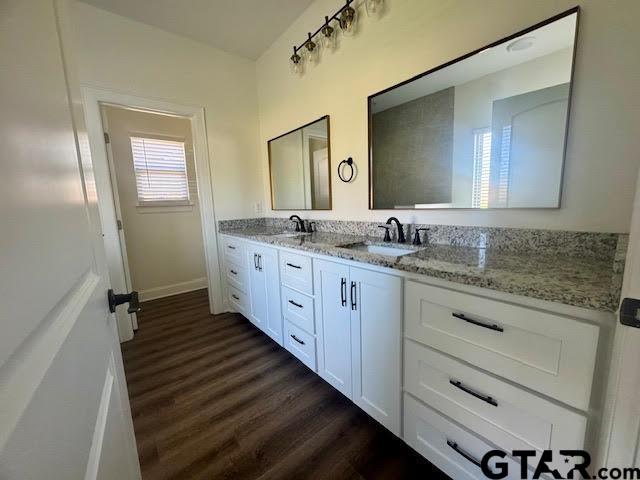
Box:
[116,219,123,231]
[104,132,110,144]
[620,297,640,328]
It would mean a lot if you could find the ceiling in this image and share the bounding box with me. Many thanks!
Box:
[79,0,315,60]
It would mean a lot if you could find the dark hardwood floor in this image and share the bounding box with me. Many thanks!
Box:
[121,289,447,480]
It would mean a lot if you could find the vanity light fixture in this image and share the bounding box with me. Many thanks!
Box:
[365,0,383,16]
[339,0,357,34]
[290,46,302,74]
[288,0,382,74]
[321,16,336,49]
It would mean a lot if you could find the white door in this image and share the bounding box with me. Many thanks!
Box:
[600,171,640,469]
[261,247,283,345]
[99,108,137,339]
[350,267,402,435]
[0,1,140,479]
[314,259,352,398]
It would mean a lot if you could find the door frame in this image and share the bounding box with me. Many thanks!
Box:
[82,86,224,334]
[598,172,640,469]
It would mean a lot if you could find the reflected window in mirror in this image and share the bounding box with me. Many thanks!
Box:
[269,116,331,210]
[369,9,578,210]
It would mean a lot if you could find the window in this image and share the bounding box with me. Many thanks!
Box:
[471,128,492,209]
[130,136,190,204]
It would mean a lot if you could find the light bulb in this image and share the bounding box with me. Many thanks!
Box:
[290,46,303,74]
[365,0,383,16]
[321,16,336,51]
[304,32,319,64]
[339,0,357,36]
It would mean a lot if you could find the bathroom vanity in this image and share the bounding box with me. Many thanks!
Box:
[219,219,623,479]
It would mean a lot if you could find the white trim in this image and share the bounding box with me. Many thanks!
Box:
[82,86,224,321]
[0,271,100,451]
[139,277,208,302]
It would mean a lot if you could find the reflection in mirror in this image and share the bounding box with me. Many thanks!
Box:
[269,116,331,210]
[369,10,578,209]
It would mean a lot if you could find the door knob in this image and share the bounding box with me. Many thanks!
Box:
[108,289,141,314]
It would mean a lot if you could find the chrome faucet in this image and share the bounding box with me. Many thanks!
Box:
[386,217,406,243]
[289,215,306,233]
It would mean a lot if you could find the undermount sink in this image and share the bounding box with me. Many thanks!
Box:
[343,243,416,257]
[271,232,308,238]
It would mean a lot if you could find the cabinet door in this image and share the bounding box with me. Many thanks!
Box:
[261,246,283,345]
[314,259,352,398]
[247,246,267,331]
[350,267,402,435]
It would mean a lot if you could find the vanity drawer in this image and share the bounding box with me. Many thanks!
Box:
[284,322,316,371]
[281,286,315,334]
[280,251,313,295]
[404,394,523,480]
[404,281,599,410]
[404,340,587,455]
[225,261,248,293]
[228,284,249,316]
[223,236,246,267]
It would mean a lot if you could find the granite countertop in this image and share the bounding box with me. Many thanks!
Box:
[220,227,622,313]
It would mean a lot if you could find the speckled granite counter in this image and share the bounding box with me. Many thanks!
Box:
[219,225,625,313]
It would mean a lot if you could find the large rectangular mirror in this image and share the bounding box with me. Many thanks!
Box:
[269,116,331,210]
[369,9,578,209]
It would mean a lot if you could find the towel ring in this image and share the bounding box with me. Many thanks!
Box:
[338,157,355,183]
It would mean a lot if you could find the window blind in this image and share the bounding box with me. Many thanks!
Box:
[471,128,492,209]
[130,136,189,203]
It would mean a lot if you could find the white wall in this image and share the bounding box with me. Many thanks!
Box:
[71,1,264,220]
[256,0,640,233]
[451,48,572,206]
[103,106,207,299]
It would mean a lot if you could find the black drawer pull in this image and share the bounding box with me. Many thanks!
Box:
[450,379,498,407]
[341,278,347,307]
[231,294,240,301]
[350,281,357,310]
[452,313,503,333]
[288,300,303,309]
[230,269,237,275]
[446,440,482,469]
[290,334,305,345]
[228,245,236,250]
[286,262,302,269]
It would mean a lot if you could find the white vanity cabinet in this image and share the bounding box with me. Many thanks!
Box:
[245,243,283,345]
[314,258,402,435]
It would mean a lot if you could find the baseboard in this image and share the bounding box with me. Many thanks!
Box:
[139,277,208,302]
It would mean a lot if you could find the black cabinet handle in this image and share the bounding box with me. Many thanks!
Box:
[228,245,236,250]
[350,281,357,310]
[449,379,498,407]
[286,262,301,269]
[231,294,240,301]
[290,334,305,345]
[446,440,482,468]
[452,313,503,333]
[258,254,263,272]
[253,253,258,270]
[341,278,347,307]
[288,299,303,309]
[230,269,237,275]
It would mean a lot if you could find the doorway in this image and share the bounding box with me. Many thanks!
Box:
[102,104,209,319]
[83,87,224,343]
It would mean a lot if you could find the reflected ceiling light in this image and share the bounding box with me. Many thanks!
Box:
[507,36,535,52]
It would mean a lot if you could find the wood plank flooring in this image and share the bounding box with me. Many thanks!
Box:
[121,289,447,479]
